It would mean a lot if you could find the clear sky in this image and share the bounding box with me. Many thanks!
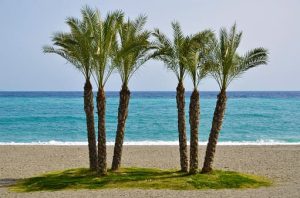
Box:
[0,0,299,91]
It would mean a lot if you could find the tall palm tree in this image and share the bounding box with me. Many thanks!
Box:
[184,31,214,174]
[201,24,268,173]
[151,22,190,172]
[111,15,152,171]
[43,7,98,171]
[86,7,124,175]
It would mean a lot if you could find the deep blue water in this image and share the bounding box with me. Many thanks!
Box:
[0,91,299,144]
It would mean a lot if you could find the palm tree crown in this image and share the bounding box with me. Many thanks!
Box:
[152,21,191,82]
[207,24,268,90]
[43,7,97,79]
[88,8,124,88]
[112,15,152,85]
[184,30,214,88]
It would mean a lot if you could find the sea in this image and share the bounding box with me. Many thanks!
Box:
[0,91,299,145]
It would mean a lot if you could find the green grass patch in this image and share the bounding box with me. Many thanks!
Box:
[11,167,271,192]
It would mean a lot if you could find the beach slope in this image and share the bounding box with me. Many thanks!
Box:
[0,145,299,197]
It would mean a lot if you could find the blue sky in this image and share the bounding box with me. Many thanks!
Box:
[0,0,299,91]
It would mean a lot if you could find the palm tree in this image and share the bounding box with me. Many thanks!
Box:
[201,24,268,173]
[111,15,152,171]
[43,7,98,171]
[151,22,190,172]
[87,7,124,175]
[184,31,214,174]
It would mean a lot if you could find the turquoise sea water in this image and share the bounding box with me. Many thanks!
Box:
[0,91,299,145]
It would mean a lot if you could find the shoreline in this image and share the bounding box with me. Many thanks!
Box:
[1,141,299,146]
[0,145,299,197]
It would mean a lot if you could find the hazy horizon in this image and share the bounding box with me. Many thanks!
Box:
[0,0,299,91]
[1,91,299,93]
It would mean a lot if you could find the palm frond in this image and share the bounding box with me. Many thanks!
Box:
[43,45,87,78]
[240,47,269,71]
[151,29,175,63]
[172,21,184,49]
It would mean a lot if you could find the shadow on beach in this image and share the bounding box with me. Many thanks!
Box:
[0,178,17,187]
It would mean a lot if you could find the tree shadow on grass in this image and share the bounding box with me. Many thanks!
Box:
[10,168,271,192]
[12,168,184,191]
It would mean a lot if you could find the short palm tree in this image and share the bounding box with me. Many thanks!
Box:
[151,22,189,172]
[184,31,214,174]
[201,24,268,173]
[43,7,98,171]
[111,15,152,171]
[87,7,124,175]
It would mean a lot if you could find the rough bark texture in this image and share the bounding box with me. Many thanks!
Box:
[83,80,98,171]
[97,87,107,175]
[176,81,189,172]
[189,89,200,174]
[111,84,130,171]
[202,90,227,173]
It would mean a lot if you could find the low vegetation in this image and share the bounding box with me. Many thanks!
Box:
[11,167,271,192]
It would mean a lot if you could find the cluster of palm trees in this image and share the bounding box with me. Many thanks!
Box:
[44,6,268,175]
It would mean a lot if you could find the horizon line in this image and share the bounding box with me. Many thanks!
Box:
[0,90,299,92]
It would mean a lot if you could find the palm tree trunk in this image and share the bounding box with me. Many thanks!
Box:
[201,90,227,173]
[83,80,98,171]
[97,87,107,175]
[176,81,189,172]
[189,89,200,174]
[111,84,130,171]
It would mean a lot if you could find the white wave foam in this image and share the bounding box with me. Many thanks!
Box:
[0,139,299,146]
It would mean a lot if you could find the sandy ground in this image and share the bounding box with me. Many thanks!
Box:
[0,145,299,197]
